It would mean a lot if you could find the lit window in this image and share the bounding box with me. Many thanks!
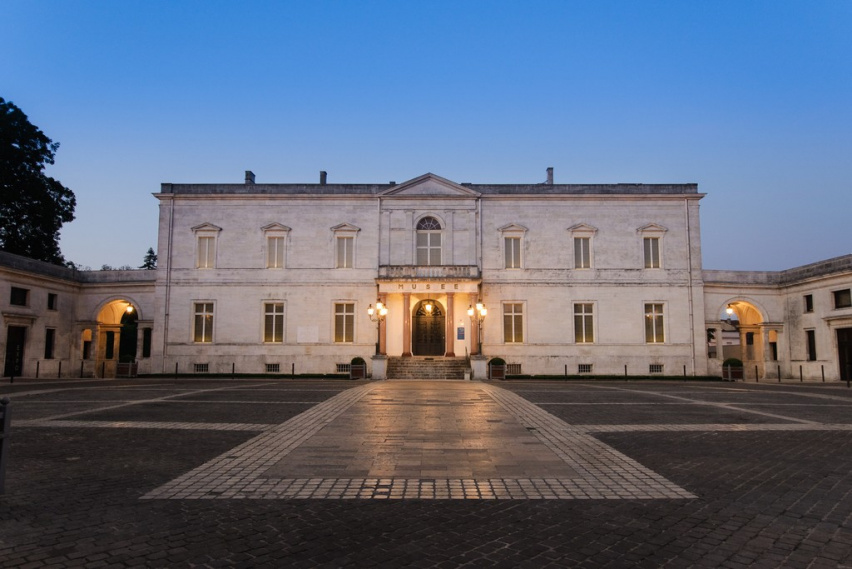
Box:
[644,303,665,343]
[504,237,521,269]
[574,303,594,343]
[503,303,524,343]
[334,303,355,343]
[264,303,284,343]
[194,303,214,343]
[416,217,442,265]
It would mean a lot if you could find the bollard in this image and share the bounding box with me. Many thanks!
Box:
[799,365,803,382]
[755,365,758,382]
[564,364,567,378]
[624,364,627,377]
[101,361,105,378]
[80,360,84,378]
[0,397,10,494]
[777,365,781,382]
[36,361,40,379]
[232,362,235,379]
[58,361,62,379]
[821,365,825,383]
[683,365,687,377]
[292,362,295,379]
[175,362,179,376]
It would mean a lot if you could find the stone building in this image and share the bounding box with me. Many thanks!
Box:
[2,170,851,381]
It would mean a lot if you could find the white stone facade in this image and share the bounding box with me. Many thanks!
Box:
[2,171,850,381]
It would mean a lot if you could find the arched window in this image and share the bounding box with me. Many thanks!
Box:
[416,216,442,265]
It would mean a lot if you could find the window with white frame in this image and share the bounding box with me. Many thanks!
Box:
[334,302,355,343]
[336,236,354,268]
[416,217,442,265]
[503,303,524,343]
[331,223,360,269]
[262,223,290,269]
[264,302,284,343]
[574,303,594,343]
[643,237,660,269]
[504,237,521,269]
[574,237,591,269]
[193,302,214,343]
[192,223,221,269]
[644,303,665,343]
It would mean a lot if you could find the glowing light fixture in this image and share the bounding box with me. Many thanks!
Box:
[726,304,734,316]
[126,305,134,314]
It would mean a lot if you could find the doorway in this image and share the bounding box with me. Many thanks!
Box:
[413,299,445,356]
[4,326,26,376]
[839,328,852,382]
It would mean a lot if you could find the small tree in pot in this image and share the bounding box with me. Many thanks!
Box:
[350,356,367,380]
[722,357,743,381]
[488,357,506,380]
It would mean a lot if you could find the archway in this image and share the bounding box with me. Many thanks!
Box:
[412,299,445,356]
[715,299,771,379]
[93,298,140,377]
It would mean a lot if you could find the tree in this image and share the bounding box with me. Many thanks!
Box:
[140,247,157,270]
[0,97,76,264]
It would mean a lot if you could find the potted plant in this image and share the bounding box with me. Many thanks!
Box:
[350,356,367,380]
[488,357,506,380]
[722,357,743,381]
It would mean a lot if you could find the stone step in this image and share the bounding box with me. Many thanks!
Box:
[386,357,470,380]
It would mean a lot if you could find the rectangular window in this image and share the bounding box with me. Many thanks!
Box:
[267,236,285,268]
[806,329,817,361]
[503,303,524,343]
[834,289,852,309]
[105,331,115,359]
[649,364,664,374]
[504,237,521,269]
[142,328,152,358]
[82,340,91,360]
[643,237,660,269]
[194,363,209,373]
[334,303,355,343]
[574,303,594,343]
[10,287,28,306]
[336,363,351,373]
[194,303,214,343]
[264,302,285,343]
[197,236,216,268]
[574,237,590,269]
[804,294,814,313]
[266,363,280,373]
[506,363,522,375]
[644,303,665,343]
[44,328,56,359]
[336,236,354,268]
[416,232,442,265]
[578,364,592,374]
[47,293,58,310]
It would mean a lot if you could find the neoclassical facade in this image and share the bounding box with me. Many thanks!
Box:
[2,170,851,381]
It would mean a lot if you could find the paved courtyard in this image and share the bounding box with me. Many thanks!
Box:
[2,378,852,567]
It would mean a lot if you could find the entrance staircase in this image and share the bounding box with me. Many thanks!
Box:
[386,356,469,380]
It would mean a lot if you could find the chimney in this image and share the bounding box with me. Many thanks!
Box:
[389,181,396,186]
[546,167,554,185]
[320,171,327,185]
[245,170,255,185]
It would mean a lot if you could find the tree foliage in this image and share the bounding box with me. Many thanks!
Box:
[140,247,157,270]
[0,97,76,264]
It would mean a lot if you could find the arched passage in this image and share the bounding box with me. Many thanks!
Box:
[91,298,141,377]
[711,299,780,380]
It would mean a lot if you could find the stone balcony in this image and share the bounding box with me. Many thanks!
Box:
[377,265,480,280]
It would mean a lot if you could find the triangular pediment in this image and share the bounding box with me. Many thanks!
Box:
[498,223,528,234]
[567,223,598,234]
[330,223,361,233]
[379,173,480,197]
[261,223,291,232]
[191,222,222,233]
[636,223,668,234]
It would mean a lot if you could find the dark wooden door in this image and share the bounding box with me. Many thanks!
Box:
[413,301,445,356]
[4,326,26,377]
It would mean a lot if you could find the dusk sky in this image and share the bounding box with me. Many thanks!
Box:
[2,1,850,271]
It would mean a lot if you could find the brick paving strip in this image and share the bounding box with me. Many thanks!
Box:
[141,381,699,501]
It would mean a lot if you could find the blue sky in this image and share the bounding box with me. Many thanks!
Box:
[2,1,850,270]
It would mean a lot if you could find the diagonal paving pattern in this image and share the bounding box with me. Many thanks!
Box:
[142,381,697,500]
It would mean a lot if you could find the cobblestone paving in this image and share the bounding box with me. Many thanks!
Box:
[2,378,852,567]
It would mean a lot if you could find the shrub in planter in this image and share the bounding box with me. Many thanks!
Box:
[722,358,743,367]
[350,357,367,380]
[488,357,506,380]
[721,357,743,380]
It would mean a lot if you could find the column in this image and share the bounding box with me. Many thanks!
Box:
[379,293,387,356]
[445,292,455,357]
[402,293,412,357]
[469,293,479,355]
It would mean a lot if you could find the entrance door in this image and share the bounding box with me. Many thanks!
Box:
[413,300,445,356]
[839,328,852,382]
[4,326,26,377]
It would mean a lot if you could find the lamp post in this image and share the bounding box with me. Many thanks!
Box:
[367,300,388,356]
[467,301,487,355]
